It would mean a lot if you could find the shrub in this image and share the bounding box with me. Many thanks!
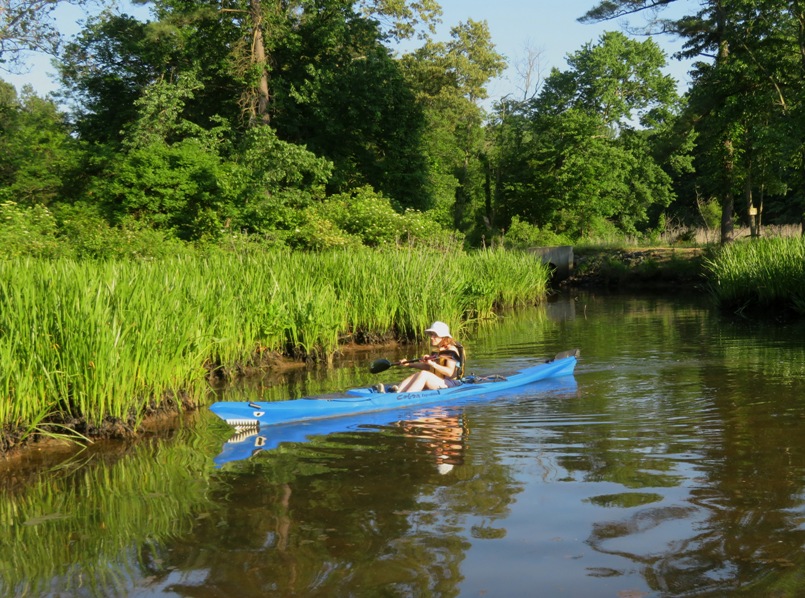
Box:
[55,203,191,260]
[0,201,61,258]
[320,186,401,246]
[399,209,463,249]
[88,139,229,241]
[290,207,362,250]
[313,186,458,248]
[502,216,573,249]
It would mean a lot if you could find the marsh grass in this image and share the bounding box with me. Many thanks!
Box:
[704,237,805,315]
[0,248,549,442]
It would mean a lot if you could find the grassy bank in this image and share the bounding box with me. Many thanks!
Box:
[0,248,549,451]
[704,236,805,317]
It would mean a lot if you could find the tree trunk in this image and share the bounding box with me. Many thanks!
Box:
[250,0,271,125]
[481,153,494,230]
[454,132,472,230]
[721,138,735,245]
[746,167,758,238]
[715,5,735,245]
[791,1,805,236]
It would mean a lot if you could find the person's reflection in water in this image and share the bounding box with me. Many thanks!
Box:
[397,408,467,475]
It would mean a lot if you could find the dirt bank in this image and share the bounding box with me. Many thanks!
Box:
[561,247,707,290]
[0,338,408,464]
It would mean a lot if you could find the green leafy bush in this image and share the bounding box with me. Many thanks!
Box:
[0,201,61,258]
[290,207,362,250]
[698,197,721,232]
[57,204,190,260]
[319,186,401,246]
[312,186,459,249]
[399,208,462,248]
[502,216,573,249]
[88,139,228,241]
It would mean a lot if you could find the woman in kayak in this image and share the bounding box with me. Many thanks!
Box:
[392,321,462,393]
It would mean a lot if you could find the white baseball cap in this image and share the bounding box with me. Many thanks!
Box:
[425,321,451,338]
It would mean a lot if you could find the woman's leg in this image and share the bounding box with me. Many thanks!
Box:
[397,371,447,393]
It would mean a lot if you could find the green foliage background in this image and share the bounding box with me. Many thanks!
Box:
[3,0,805,442]
[3,0,773,252]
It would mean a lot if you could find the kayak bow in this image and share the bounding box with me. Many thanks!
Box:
[209,349,579,430]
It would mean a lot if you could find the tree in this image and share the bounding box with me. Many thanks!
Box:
[782,0,805,235]
[0,81,82,205]
[59,13,177,144]
[59,1,434,210]
[84,71,332,240]
[222,0,440,125]
[493,32,679,239]
[0,0,92,72]
[401,19,505,232]
[580,0,805,241]
[268,1,430,208]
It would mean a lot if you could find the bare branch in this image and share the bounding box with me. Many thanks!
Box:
[0,0,90,73]
[513,41,545,102]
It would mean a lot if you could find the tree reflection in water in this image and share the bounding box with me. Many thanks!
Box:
[159,407,523,597]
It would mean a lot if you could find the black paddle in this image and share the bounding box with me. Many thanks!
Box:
[369,355,434,374]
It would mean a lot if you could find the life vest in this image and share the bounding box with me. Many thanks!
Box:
[436,342,466,379]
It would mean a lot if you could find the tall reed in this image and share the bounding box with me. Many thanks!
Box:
[0,248,549,439]
[704,237,805,315]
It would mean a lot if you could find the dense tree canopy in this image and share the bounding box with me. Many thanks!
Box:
[490,32,678,238]
[581,0,805,240]
[1,0,804,254]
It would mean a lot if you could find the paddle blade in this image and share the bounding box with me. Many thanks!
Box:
[369,358,393,374]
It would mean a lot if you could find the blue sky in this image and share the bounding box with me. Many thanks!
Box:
[3,0,695,102]
[426,0,694,100]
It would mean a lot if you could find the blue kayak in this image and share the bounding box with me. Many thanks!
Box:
[209,349,579,430]
[212,373,578,468]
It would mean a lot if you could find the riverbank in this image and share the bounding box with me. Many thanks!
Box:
[4,239,802,461]
[0,248,551,458]
[562,238,805,320]
[702,236,805,318]
[561,247,707,289]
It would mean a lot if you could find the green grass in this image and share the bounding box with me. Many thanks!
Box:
[704,237,805,315]
[0,248,550,444]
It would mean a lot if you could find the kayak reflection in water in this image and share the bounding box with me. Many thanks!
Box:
[393,321,463,393]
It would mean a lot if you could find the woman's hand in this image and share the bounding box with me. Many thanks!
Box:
[422,354,441,374]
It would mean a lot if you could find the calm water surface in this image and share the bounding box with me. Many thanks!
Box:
[3,291,805,597]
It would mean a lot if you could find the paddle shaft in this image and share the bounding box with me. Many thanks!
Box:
[369,354,438,374]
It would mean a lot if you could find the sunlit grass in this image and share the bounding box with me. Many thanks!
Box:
[704,237,805,315]
[0,248,550,440]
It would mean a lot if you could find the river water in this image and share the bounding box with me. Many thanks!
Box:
[3,291,805,597]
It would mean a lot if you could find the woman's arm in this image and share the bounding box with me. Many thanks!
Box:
[429,356,456,379]
[400,353,438,371]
